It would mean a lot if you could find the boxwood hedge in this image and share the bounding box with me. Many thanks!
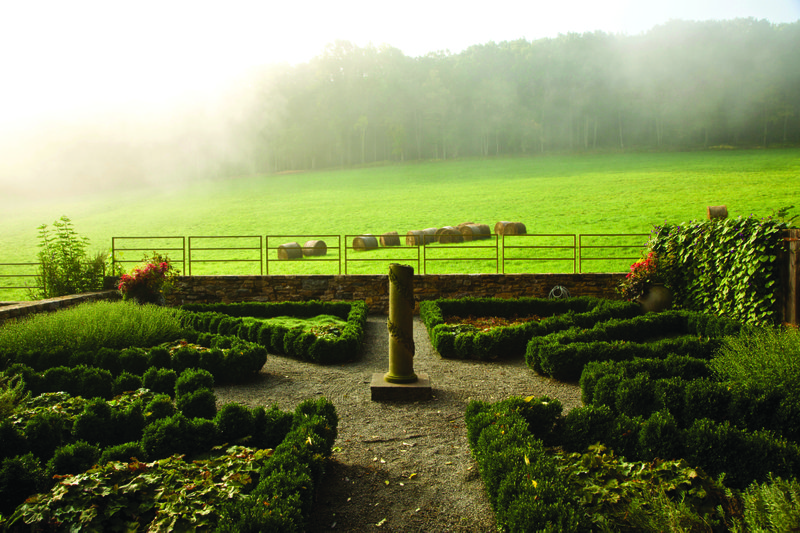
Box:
[420,296,641,360]
[525,310,744,381]
[181,300,368,364]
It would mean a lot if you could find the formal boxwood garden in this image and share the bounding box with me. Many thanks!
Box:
[464,318,800,530]
[525,309,744,381]
[420,296,641,360]
[181,300,368,364]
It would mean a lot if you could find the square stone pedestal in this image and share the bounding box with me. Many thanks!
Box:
[370,373,432,401]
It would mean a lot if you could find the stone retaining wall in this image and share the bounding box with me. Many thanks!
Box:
[166,273,625,313]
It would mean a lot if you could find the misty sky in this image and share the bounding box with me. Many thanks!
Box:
[1,0,799,133]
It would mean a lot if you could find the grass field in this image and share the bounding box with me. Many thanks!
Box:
[2,149,798,299]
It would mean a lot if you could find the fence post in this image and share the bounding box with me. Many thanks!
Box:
[779,228,800,326]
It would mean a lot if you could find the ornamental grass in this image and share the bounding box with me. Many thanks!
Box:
[0,300,187,355]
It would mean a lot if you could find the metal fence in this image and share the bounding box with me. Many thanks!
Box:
[1,233,649,298]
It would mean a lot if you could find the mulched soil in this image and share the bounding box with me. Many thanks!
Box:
[214,315,583,532]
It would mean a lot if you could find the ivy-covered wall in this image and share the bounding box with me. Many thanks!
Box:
[650,217,791,325]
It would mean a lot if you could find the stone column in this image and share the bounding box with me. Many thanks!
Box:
[384,263,417,383]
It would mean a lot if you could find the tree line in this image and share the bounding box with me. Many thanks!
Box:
[229,18,799,174]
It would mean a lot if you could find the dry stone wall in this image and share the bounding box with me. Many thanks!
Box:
[166,273,625,313]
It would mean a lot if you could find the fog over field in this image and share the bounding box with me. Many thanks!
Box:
[0,2,798,203]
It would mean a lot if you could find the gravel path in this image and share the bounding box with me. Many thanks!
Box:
[214,316,583,532]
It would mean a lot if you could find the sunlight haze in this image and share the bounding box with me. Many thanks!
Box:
[2,0,798,130]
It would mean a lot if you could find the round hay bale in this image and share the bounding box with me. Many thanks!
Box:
[278,242,303,260]
[406,230,424,246]
[456,221,475,229]
[302,240,327,256]
[473,224,491,240]
[494,221,512,235]
[707,205,728,219]
[422,228,438,245]
[495,221,527,235]
[510,222,527,235]
[380,231,401,247]
[353,234,379,251]
[459,223,491,241]
[435,226,463,244]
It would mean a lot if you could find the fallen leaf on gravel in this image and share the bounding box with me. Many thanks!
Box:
[384,480,389,485]
[409,473,417,479]
[376,518,387,527]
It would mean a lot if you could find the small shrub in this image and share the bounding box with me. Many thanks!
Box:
[24,409,68,460]
[113,372,143,395]
[176,388,217,419]
[175,368,214,397]
[46,440,101,477]
[72,397,114,446]
[140,413,194,459]
[142,367,178,397]
[98,441,147,464]
[561,404,615,453]
[0,453,48,516]
[77,365,114,399]
[144,393,177,422]
[172,345,201,373]
[638,409,683,460]
[146,346,172,368]
[119,347,149,375]
[250,405,295,450]
[0,419,27,461]
[214,403,255,443]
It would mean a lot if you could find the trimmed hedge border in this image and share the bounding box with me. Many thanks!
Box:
[181,300,368,364]
[525,310,744,381]
[464,396,741,530]
[581,357,800,443]
[420,296,641,360]
[3,334,267,399]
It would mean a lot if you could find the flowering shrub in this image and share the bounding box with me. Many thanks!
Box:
[617,252,666,301]
[118,254,178,305]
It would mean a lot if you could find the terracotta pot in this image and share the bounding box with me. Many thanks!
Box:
[637,284,672,313]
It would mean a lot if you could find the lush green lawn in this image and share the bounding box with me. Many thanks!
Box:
[2,149,798,298]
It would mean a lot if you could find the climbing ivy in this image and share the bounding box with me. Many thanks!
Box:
[649,215,787,325]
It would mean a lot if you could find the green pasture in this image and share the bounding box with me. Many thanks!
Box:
[2,149,798,299]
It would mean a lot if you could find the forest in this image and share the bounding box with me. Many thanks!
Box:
[229,18,800,174]
[2,17,798,191]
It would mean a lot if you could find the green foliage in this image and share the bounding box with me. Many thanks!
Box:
[0,372,29,419]
[144,393,177,421]
[175,368,215,397]
[466,397,741,531]
[176,388,218,419]
[7,447,273,531]
[46,440,101,477]
[142,367,178,397]
[0,300,187,356]
[738,474,800,532]
[113,371,143,395]
[31,215,107,299]
[421,296,641,360]
[650,216,787,325]
[215,402,255,444]
[527,309,739,381]
[98,441,147,464]
[182,300,367,365]
[0,453,47,516]
[711,325,800,396]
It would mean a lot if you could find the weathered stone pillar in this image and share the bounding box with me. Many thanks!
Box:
[384,263,417,383]
[370,263,431,401]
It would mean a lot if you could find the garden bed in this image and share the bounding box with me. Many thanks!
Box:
[181,300,368,364]
[420,296,641,360]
